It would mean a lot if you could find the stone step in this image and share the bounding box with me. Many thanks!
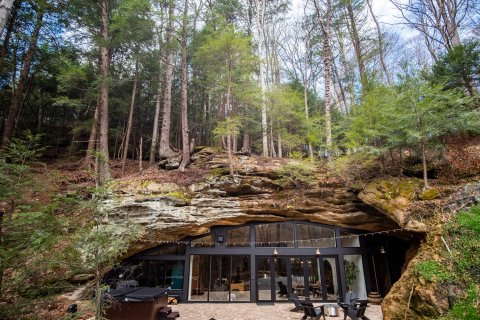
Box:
[167,311,180,319]
[159,307,172,315]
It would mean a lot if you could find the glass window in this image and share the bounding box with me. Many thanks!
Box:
[296,224,336,248]
[341,231,360,247]
[191,234,215,247]
[189,255,210,301]
[255,223,294,247]
[145,243,186,255]
[343,255,367,299]
[189,255,251,302]
[144,260,184,289]
[226,226,250,247]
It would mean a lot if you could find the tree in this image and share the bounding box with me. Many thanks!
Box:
[178,0,190,172]
[391,0,471,58]
[97,0,111,185]
[313,0,333,161]
[0,0,15,37]
[431,41,480,97]
[1,2,45,149]
[213,116,242,176]
[158,0,177,160]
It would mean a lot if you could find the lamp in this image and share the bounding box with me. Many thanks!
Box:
[380,246,386,254]
[315,248,321,256]
[273,248,278,256]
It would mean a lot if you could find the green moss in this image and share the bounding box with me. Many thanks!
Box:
[419,188,439,200]
[376,178,421,200]
[413,260,452,282]
[439,285,480,320]
[210,167,230,176]
[166,190,191,203]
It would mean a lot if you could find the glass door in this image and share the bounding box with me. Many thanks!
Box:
[256,257,273,301]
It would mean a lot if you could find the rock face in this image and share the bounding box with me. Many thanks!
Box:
[103,154,400,256]
[359,178,427,232]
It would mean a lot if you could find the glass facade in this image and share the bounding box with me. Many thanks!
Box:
[296,224,336,248]
[189,255,251,302]
[255,223,294,247]
[226,226,250,247]
[125,221,382,303]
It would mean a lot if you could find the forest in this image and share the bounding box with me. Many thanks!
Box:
[0,0,479,318]
[0,0,478,184]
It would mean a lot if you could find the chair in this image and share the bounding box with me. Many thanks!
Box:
[277,281,288,297]
[300,301,326,320]
[338,293,369,320]
[289,292,308,312]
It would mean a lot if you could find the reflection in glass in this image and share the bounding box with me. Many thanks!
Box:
[191,234,215,247]
[255,223,294,247]
[306,258,322,300]
[275,258,288,301]
[231,256,250,301]
[341,231,360,247]
[323,257,339,300]
[344,254,367,299]
[210,256,230,301]
[226,226,250,247]
[257,257,272,301]
[189,255,209,301]
[144,261,184,289]
[296,224,336,248]
[290,257,306,296]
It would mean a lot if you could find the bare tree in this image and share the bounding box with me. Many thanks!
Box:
[391,0,469,55]
[366,0,392,85]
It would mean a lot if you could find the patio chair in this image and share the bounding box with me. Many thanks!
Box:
[300,301,326,320]
[338,294,369,320]
[277,281,288,297]
[289,292,309,312]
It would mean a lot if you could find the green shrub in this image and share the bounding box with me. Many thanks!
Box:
[276,161,316,188]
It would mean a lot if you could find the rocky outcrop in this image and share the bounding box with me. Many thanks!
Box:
[359,178,427,232]
[103,154,402,256]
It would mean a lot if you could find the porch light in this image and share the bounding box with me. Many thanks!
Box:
[273,248,279,256]
[315,248,321,256]
[380,246,386,254]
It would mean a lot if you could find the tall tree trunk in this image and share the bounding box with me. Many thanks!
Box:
[121,61,139,174]
[158,0,176,159]
[84,100,100,169]
[256,0,268,157]
[1,9,43,149]
[0,0,19,72]
[0,0,15,38]
[149,4,165,165]
[366,0,392,85]
[277,132,282,158]
[178,0,190,172]
[314,0,333,161]
[421,139,428,189]
[345,0,367,92]
[97,0,111,184]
